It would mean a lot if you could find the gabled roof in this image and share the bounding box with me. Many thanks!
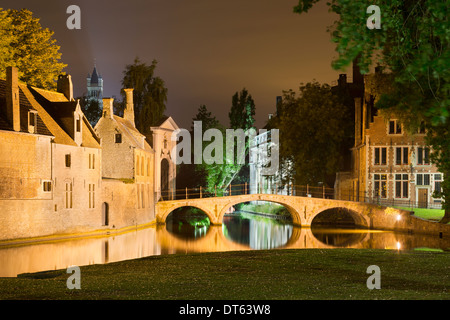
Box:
[0,79,53,137]
[113,115,153,153]
[29,87,101,148]
[151,116,179,131]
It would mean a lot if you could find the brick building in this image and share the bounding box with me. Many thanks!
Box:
[335,71,443,209]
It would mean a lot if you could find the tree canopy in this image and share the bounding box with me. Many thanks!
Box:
[294,0,450,220]
[120,57,167,133]
[0,8,66,90]
[269,82,350,186]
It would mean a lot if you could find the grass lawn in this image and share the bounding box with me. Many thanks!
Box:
[395,207,445,221]
[0,249,448,300]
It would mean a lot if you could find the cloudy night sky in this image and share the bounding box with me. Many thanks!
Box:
[2,0,347,129]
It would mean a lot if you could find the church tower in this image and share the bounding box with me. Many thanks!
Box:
[87,65,103,108]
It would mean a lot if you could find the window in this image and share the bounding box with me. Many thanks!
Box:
[65,154,71,168]
[417,147,430,165]
[28,111,37,133]
[388,120,402,134]
[374,174,387,198]
[89,184,95,209]
[76,116,81,132]
[89,154,95,169]
[43,181,52,192]
[141,184,145,209]
[395,174,409,198]
[374,147,387,165]
[141,156,144,176]
[418,122,426,134]
[136,156,140,176]
[65,182,73,209]
[147,158,151,177]
[416,173,430,186]
[434,174,443,197]
[115,133,122,143]
[137,184,141,209]
[395,147,409,165]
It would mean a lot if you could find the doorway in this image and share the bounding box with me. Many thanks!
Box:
[102,202,109,226]
[418,189,428,208]
[161,158,170,200]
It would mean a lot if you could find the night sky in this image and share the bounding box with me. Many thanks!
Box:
[2,0,346,129]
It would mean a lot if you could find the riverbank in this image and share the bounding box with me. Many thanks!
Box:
[1,248,448,300]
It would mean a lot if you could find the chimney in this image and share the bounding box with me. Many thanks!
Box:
[102,98,114,119]
[6,66,20,132]
[352,58,364,85]
[123,88,135,127]
[57,74,74,101]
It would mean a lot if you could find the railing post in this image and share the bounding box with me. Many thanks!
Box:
[307,184,309,196]
[215,185,217,197]
[245,182,247,195]
[200,186,202,198]
[185,187,188,199]
[229,184,232,196]
[275,183,278,195]
[323,185,325,199]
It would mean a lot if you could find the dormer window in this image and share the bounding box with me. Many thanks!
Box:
[115,133,122,143]
[76,116,81,132]
[28,111,37,133]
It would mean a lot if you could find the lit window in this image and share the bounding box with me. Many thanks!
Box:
[395,174,409,198]
[374,147,387,165]
[374,174,387,198]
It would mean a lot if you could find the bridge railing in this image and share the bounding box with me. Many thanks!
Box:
[159,183,335,201]
[159,183,443,210]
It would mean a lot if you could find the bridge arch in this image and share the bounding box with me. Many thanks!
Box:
[158,203,216,225]
[218,198,302,226]
[312,207,370,228]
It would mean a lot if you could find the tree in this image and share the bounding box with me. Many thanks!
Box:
[229,88,256,130]
[120,57,167,133]
[0,8,66,90]
[79,95,101,127]
[294,0,450,222]
[268,82,349,186]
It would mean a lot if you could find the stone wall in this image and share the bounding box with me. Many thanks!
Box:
[101,178,155,230]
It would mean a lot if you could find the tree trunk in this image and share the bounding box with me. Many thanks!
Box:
[439,208,450,224]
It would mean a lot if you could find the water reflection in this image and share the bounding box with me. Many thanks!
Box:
[0,210,448,277]
[311,227,368,247]
[222,212,293,249]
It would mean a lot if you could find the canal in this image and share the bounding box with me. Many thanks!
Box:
[0,204,447,277]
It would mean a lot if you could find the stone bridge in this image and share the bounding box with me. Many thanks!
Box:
[155,194,412,231]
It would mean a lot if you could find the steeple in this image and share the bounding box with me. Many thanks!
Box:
[86,63,103,108]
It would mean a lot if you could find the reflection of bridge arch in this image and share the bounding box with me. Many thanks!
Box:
[156,225,379,252]
[156,194,411,229]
